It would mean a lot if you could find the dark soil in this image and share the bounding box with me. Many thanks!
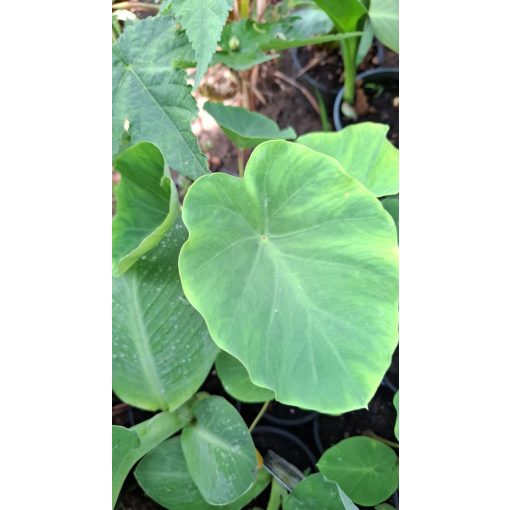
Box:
[294,42,383,95]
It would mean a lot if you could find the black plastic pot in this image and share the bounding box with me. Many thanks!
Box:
[333,67,399,131]
[264,401,318,427]
[290,41,385,103]
[252,426,317,472]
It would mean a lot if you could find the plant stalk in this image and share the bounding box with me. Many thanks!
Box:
[113,405,194,508]
[237,149,245,177]
[249,400,271,432]
[239,0,250,19]
[363,430,399,449]
[340,38,358,105]
[266,478,283,510]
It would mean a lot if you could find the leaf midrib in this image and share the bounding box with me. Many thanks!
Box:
[124,276,167,409]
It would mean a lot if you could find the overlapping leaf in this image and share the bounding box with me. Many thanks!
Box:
[204,102,296,149]
[112,142,179,276]
[317,436,399,506]
[313,0,367,32]
[179,141,399,414]
[216,351,275,403]
[172,0,234,87]
[284,473,358,510]
[297,122,399,197]
[112,16,207,178]
[135,435,270,510]
[181,396,258,505]
[393,390,399,440]
[113,220,218,411]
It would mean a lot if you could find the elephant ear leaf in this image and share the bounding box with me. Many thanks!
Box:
[297,122,398,197]
[112,142,179,276]
[179,141,399,414]
[317,436,399,506]
[172,0,234,88]
[112,16,208,178]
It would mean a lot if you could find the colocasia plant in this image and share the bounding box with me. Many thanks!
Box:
[112,1,399,508]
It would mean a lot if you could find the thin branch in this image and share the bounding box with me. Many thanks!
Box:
[273,70,320,114]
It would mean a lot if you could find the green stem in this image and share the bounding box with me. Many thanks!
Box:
[237,149,245,177]
[112,405,194,508]
[239,0,250,18]
[364,430,399,449]
[266,478,283,510]
[340,38,358,105]
[249,400,271,432]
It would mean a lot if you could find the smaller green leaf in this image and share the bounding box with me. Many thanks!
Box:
[182,396,258,505]
[172,0,234,88]
[369,0,399,52]
[291,6,334,38]
[112,142,179,276]
[355,17,374,66]
[212,50,277,71]
[297,122,399,197]
[204,102,296,149]
[113,426,140,507]
[135,436,270,510]
[317,436,399,506]
[313,0,367,33]
[260,32,363,51]
[216,351,275,403]
[382,196,399,241]
[284,473,358,510]
[375,504,396,510]
[393,390,399,440]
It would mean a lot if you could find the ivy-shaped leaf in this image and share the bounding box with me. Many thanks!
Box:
[216,351,275,403]
[113,220,218,412]
[135,435,270,510]
[172,0,234,87]
[204,102,296,149]
[181,396,258,505]
[112,142,179,276]
[317,436,399,506]
[179,141,399,414]
[297,122,399,197]
[112,16,207,178]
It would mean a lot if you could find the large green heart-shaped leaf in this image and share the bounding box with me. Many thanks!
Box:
[113,220,218,411]
[179,141,399,414]
[382,196,399,240]
[135,435,270,510]
[297,122,399,197]
[284,473,358,510]
[172,0,234,88]
[216,351,275,403]
[112,142,179,276]
[317,436,399,506]
[112,16,207,178]
[369,0,399,52]
[181,396,258,505]
[112,407,193,508]
[204,102,296,149]
[393,390,399,440]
